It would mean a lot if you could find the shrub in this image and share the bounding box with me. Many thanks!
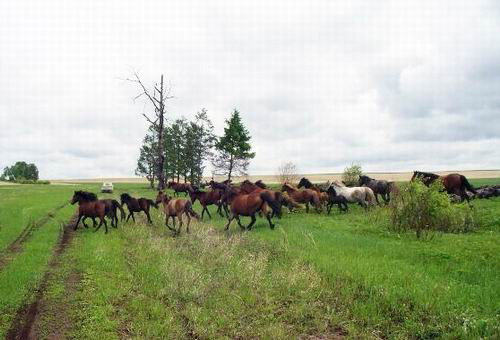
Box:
[276,161,299,184]
[342,163,363,187]
[389,179,479,238]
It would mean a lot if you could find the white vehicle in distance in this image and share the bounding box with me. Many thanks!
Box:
[101,182,113,193]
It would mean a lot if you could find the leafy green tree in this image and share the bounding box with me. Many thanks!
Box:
[1,161,39,181]
[212,110,255,180]
[342,163,363,187]
[135,127,157,188]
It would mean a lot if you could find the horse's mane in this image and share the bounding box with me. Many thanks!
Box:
[74,190,97,202]
[255,180,267,189]
[299,177,312,185]
[330,180,346,187]
[282,183,297,191]
[414,171,439,179]
[120,193,133,201]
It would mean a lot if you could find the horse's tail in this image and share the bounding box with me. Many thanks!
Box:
[185,201,199,219]
[260,191,282,218]
[460,175,476,194]
[365,187,376,205]
[113,200,125,220]
[147,199,158,209]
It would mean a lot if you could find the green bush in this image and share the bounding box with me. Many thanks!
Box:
[10,179,50,184]
[389,179,479,238]
[342,163,363,187]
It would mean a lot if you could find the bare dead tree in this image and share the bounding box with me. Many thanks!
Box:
[128,73,173,190]
[276,161,299,184]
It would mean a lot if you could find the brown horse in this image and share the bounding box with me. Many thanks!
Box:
[188,188,225,220]
[411,171,477,202]
[156,191,199,235]
[120,193,158,223]
[71,191,109,234]
[167,181,194,197]
[240,180,284,218]
[223,185,281,231]
[281,183,322,213]
[84,198,125,229]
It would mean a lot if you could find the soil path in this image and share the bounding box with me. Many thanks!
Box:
[6,213,78,340]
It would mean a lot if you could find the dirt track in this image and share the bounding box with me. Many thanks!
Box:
[6,214,78,340]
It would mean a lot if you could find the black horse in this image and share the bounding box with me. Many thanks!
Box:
[120,193,158,223]
[326,186,349,214]
[297,177,330,192]
[358,175,393,204]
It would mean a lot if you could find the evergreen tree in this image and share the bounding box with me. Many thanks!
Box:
[212,110,255,180]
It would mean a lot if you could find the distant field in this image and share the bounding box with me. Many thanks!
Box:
[49,169,500,184]
[1,179,499,338]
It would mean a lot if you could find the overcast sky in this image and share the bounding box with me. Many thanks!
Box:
[1,0,499,179]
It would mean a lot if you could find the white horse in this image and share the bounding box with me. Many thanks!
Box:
[330,180,376,209]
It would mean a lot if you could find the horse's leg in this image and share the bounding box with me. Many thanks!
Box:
[126,211,132,222]
[326,202,332,215]
[305,202,310,213]
[131,212,136,223]
[82,216,89,229]
[374,193,381,205]
[185,211,191,233]
[74,213,83,230]
[224,213,234,231]
[265,213,275,230]
[205,205,212,219]
[216,203,223,217]
[145,208,153,224]
[165,215,176,233]
[236,215,245,230]
[92,217,97,228]
[177,212,183,235]
[246,214,257,231]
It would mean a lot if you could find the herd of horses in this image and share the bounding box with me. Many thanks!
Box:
[70,171,481,234]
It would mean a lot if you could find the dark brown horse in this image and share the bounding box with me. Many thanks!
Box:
[167,181,194,197]
[120,193,158,223]
[240,180,284,218]
[223,185,281,231]
[156,191,199,235]
[188,188,225,219]
[71,191,108,233]
[281,183,322,213]
[298,177,330,192]
[84,199,125,228]
[358,175,393,204]
[411,171,477,202]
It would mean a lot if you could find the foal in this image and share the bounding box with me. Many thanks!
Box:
[156,191,199,235]
[120,193,158,224]
[188,188,225,220]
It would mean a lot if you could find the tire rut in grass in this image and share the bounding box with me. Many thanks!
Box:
[0,202,69,271]
[6,213,78,340]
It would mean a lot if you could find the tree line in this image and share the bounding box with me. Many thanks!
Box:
[132,74,255,189]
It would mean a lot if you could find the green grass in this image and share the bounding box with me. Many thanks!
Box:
[0,180,499,338]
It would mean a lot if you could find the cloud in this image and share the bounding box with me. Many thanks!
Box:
[0,0,499,179]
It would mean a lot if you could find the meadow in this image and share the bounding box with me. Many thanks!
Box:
[0,179,499,339]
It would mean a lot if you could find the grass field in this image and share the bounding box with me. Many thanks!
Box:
[0,179,499,339]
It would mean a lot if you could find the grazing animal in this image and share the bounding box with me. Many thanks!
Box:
[167,181,194,197]
[330,181,376,209]
[281,183,322,213]
[326,186,349,214]
[223,185,281,231]
[297,177,330,192]
[156,191,199,235]
[358,175,393,204]
[71,191,108,234]
[411,171,477,202]
[120,193,158,223]
[188,188,225,219]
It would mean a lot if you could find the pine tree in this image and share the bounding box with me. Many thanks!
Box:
[212,109,255,180]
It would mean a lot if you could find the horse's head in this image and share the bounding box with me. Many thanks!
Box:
[72,190,97,204]
[358,175,369,186]
[297,177,308,188]
[255,180,267,189]
[411,171,420,181]
[327,186,337,197]
[155,191,171,204]
[70,191,80,205]
[120,193,132,206]
[281,183,293,192]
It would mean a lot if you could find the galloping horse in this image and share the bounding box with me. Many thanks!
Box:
[254,180,301,212]
[167,181,194,197]
[189,188,225,220]
[298,177,330,192]
[120,193,158,223]
[100,199,125,227]
[240,180,284,218]
[71,191,108,234]
[330,181,376,209]
[326,186,349,214]
[281,183,322,213]
[156,191,198,235]
[411,171,477,202]
[358,175,393,204]
[296,177,329,206]
[223,184,281,231]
